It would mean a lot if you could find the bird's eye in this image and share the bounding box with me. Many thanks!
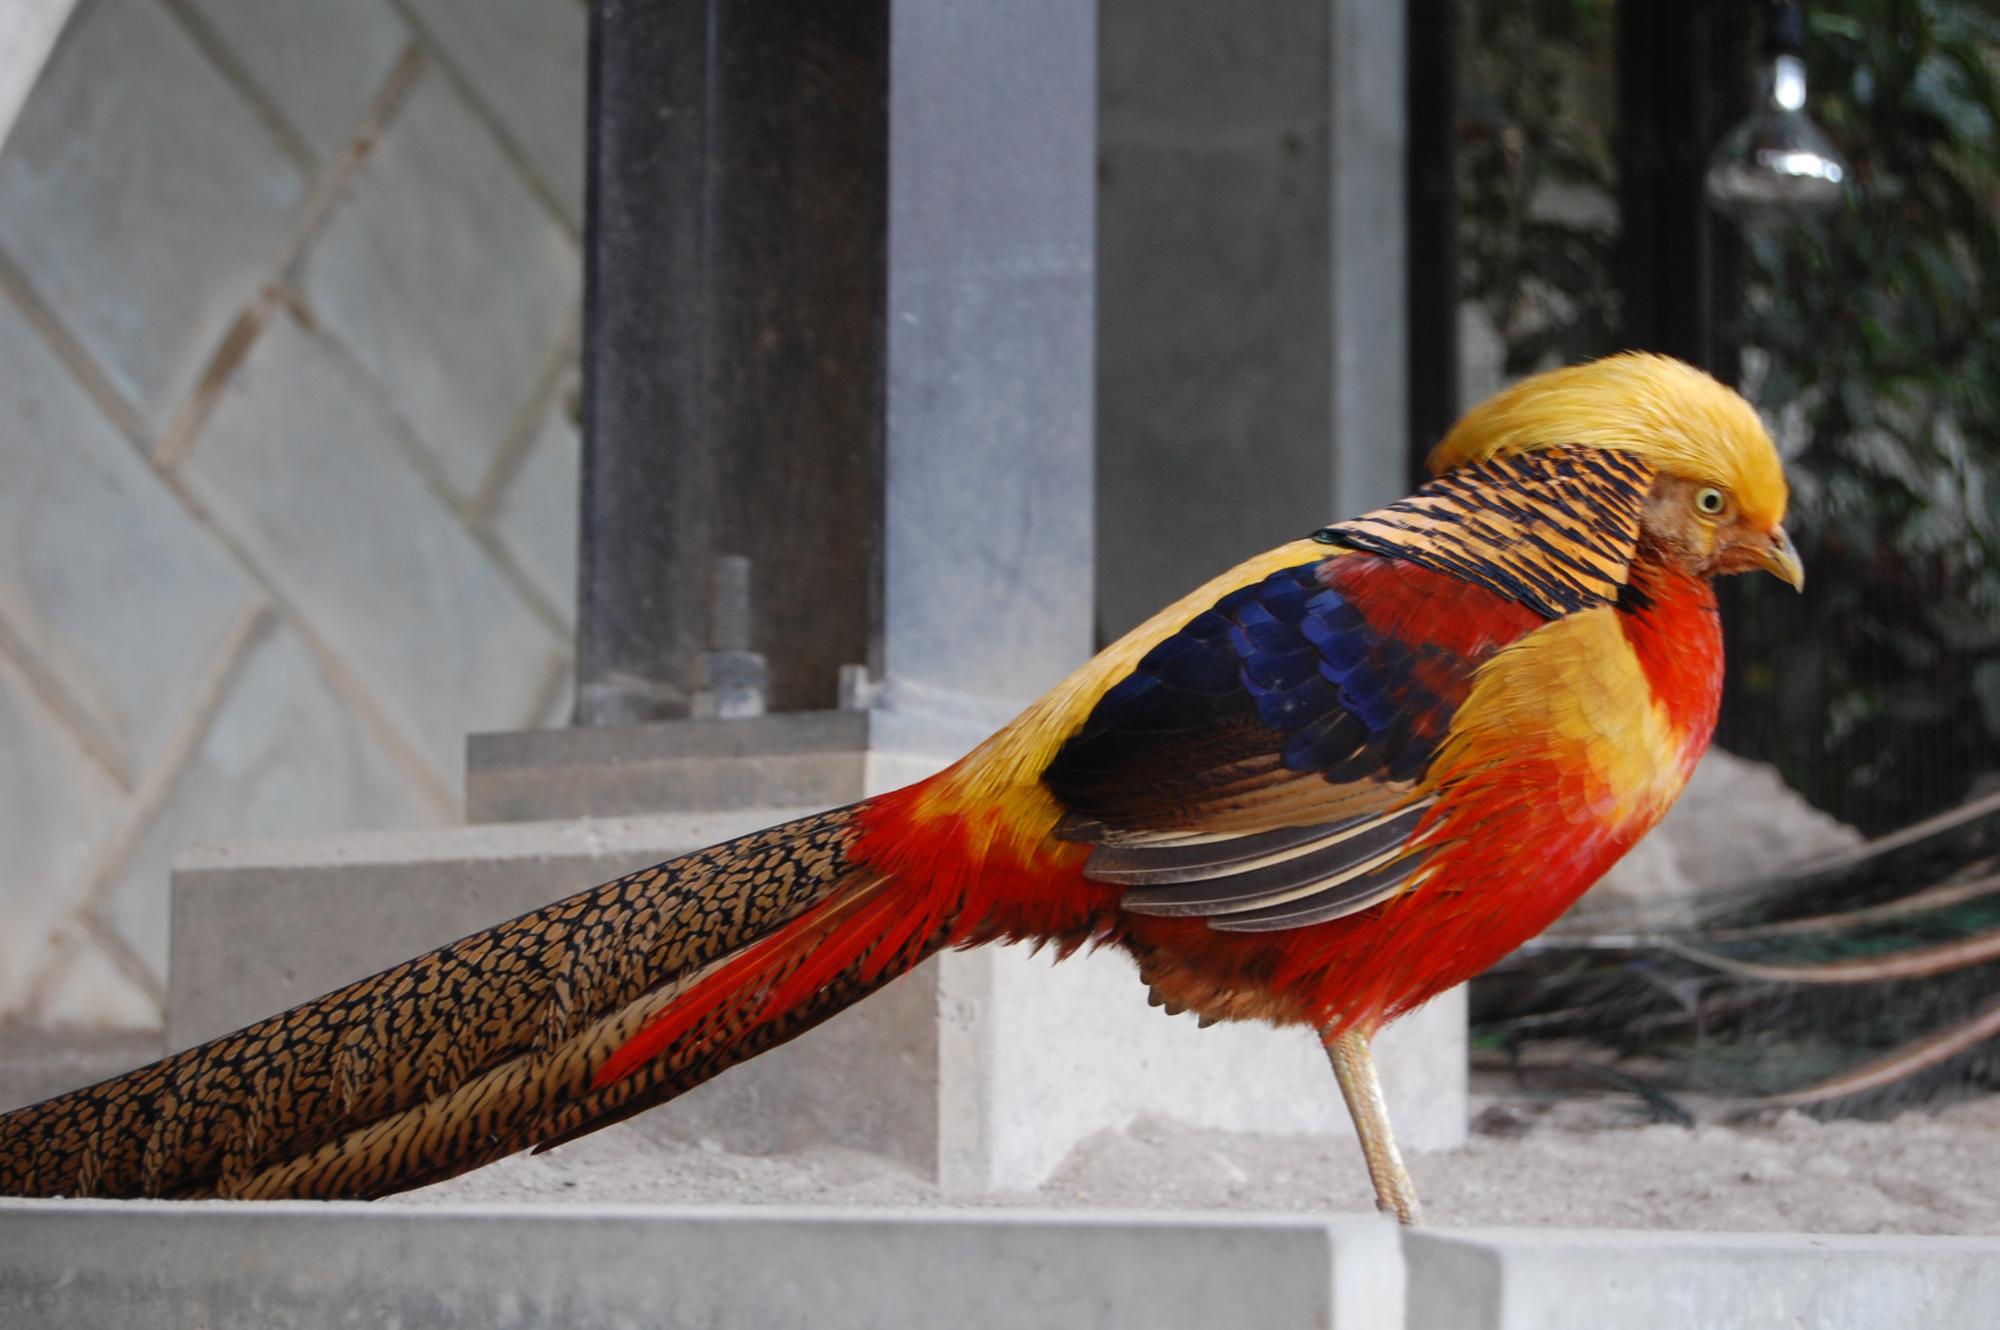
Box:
[1694,487,1728,517]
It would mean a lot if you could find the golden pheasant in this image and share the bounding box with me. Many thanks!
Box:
[0,353,1800,1223]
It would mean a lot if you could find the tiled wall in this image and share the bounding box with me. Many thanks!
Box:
[0,0,586,1029]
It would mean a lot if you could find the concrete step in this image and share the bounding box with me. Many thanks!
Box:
[464,709,970,823]
[0,1201,1401,1330]
[4,1199,1995,1329]
[1408,1226,2000,1329]
[0,1026,162,1113]
[167,809,1465,1191]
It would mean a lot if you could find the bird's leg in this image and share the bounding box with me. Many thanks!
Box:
[1324,1027,1423,1225]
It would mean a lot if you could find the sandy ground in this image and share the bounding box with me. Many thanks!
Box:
[9,1033,1996,1233]
[410,1081,2000,1234]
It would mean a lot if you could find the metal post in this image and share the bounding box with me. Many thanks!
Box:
[576,1,886,725]
[1405,0,1460,483]
[1616,0,1750,381]
[575,0,1090,729]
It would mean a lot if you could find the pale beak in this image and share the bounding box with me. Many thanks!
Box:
[1761,524,1805,592]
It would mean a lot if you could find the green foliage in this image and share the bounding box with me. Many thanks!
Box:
[1458,0,2000,832]
[1459,0,1620,373]
[1724,0,2000,831]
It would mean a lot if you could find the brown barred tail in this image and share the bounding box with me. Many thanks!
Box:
[0,803,886,1200]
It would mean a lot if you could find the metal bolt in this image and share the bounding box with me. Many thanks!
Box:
[708,554,752,652]
[694,554,767,719]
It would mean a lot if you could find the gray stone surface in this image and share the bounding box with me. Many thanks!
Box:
[465,711,973,824]
[0,1201,1398,1330]
[1095,0,1409,640]
[942,948,1465,1191]
[485,367,579,626]
[0,0,303,432]
[0,649,123,1015]
[1405,1228,2000,1330]
[0,284,251,784]
[181,311,563,789]
[881,0,1095,713]
[185,0,408,159]
[99,617,444,991]
[0,7,593,1025]
[1102,0,1333,135]
[0,0,73,156]
[300,69,576,502]
[1656,748,1862,888]
[402,0,587,225]
[1328,0,1408,517]
[8,1199,1999,1330]
[0,1025,160,1113]
[1097,0,1338,640]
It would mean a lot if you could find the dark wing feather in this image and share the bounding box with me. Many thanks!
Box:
[1046,445,1654,933]
[1048,564,1442,830]
[1047,559,1521,927]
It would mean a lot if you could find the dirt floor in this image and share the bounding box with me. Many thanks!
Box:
[411,1078,2000,1234]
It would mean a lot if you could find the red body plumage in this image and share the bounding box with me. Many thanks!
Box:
[603,546,1726,1085]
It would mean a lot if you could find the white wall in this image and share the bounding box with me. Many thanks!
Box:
[0,0,586,1029]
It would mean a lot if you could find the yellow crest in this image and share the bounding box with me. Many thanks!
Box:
[1429,353,1789,531]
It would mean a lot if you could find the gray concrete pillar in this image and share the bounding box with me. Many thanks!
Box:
[1098,0,1409,639]
[877,0,1096,731]
[575,0,1092,729]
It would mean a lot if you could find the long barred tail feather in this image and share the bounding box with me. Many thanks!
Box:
[0,800,931,1200]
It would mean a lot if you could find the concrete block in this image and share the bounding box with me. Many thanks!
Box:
[401,0,587,225]
[0,1201,1404,1330]
[944,948,1465,1191]
[883,260,1096,707]
[881,0,1095,713]
[185,0,408,158]
[1101,0,1332,139]
[0,1026,162,1114]
[0,0,302,431]
[181,311,563,789]
[99,618,444,990]
[1404,1228,2000,1330]
[465,711,969,824]
[484,366,580,628]
[1096,0,1408,642]
[1097,126,1334,639]
[0,285,251,784]
[0,649,125,1017]
[1327,0,1407,517]
[300,69,576,502]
